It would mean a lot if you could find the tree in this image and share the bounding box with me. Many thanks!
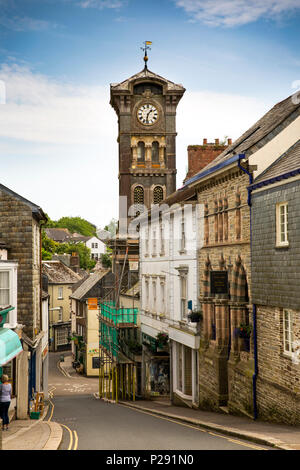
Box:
[44,215,97,237]
[101,253,112,269]
[41,230,96,270]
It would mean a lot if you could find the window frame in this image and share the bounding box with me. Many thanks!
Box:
[283,309,294,357]
[0,262,18,328]
[57,286,63,300]
[276,202,289,247]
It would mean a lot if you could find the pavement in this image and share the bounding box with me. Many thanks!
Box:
[1,405,63,450]
[2,353,300,450]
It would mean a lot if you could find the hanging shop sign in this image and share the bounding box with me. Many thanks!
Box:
[88,298,98,310]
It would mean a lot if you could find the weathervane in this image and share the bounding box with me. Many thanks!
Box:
[141,41,152,69]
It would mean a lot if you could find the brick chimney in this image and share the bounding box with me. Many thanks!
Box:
[70,252,80,273]
[184,138,230,183]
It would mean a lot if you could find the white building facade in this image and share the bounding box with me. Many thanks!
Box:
[139,193,203,406]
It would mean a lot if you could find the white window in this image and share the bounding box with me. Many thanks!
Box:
[152,280,157,312]
[283,310,294,355]
[58,286,63,299]
[56,327,69,346]
[145,228,149,255]
[180,216,186,252]
[160,282,165,314]
[145,280,149,310]
[152,230,156,256]
[160,221,165,255]
[58,307,63,322]
[276,202,289,246]
[0,263,18,328]
[0,271,10,306]
[180,275,187,319]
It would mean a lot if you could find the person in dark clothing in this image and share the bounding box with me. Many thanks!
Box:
[0,374,12,431]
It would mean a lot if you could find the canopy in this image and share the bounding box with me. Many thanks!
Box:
[0,327,23,366]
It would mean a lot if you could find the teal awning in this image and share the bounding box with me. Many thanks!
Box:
[0,328,23,366]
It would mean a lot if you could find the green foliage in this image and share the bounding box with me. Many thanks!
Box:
[45,215,97,237]
[41,230,96,271]
[101,253,112,268]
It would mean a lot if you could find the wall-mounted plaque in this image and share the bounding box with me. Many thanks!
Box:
[210,271,228,295]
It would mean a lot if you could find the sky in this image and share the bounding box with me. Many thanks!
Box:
[0,0,300,229]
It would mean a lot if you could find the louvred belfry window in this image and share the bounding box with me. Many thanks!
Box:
[134,186,144,205]
[153,186,163,204]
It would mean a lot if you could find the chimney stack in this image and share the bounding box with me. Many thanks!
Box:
[184,138,230,183]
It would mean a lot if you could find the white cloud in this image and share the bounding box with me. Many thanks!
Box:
[0,15,58,31]
[0,63,271,227]
[175,0,300,27]
[76,0,125,9]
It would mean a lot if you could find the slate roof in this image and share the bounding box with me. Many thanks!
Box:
[70,269,110,300]
[44,228,71,242]
[0,183,47,221]
[254,139,300,184]
[110,67,185,93]
[42,260,83,284]
[184,94,300,186]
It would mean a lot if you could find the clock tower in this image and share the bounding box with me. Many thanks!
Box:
[110,57,185,223]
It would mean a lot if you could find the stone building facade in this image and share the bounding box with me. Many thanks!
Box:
[251,140,300,424]
[183,92,300,418]
[0,183,48,418]
[110,66,185,221]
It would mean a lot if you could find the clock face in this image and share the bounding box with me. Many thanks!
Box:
[137,103,158,125]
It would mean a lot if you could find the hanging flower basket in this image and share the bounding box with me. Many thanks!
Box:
[156,332,169,348]
[188,310,203,323]
[237,323,252,339]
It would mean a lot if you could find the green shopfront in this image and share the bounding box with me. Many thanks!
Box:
[0,307,23,386]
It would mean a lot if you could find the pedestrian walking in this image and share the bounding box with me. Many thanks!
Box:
[0,375,11,431]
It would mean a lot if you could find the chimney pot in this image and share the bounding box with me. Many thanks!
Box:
[203,138,207,145]
[215,138,219,145]
[228,138,232,145]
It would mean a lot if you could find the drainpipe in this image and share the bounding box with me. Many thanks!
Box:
[237,154,258,420]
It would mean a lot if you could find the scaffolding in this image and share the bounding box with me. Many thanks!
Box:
[98,299,139,402]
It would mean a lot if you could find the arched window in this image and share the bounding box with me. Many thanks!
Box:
[153,186,164,204]
[134,186,144,205]
[152,141,159,163]
[137,142,145,162]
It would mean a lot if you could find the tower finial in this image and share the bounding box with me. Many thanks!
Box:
[140,41,152,69]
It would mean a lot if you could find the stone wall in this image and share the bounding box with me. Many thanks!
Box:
[256,305,300,424]
[252,180,300,310]
[0,190,40,339]
[196,167,254,415]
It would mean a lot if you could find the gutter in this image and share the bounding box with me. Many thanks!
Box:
[184,154,241,187]
[250,167,300,192]
[237,154,258,421]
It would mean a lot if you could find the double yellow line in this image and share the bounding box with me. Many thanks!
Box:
[47,386,78,450]
[61,425,78,451]
[120,404,267,451]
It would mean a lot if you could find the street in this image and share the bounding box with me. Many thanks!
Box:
[47,352,269,451]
